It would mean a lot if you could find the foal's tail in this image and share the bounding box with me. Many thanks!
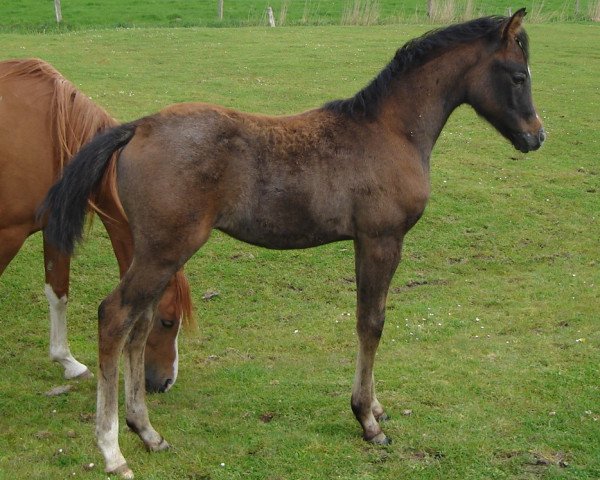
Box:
[39,123,137,254]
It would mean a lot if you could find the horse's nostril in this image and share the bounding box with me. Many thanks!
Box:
[146,376,173,393]
[160,378,173,393]
[538,128,546,143]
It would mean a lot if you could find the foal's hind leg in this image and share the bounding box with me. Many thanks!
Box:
[96,260,174,477]
[97,224,212,478]
[96,286,140,478]
[351,235,402,444]
[43,235,92,379]
[124,306,170,452]
[370,372,388,422]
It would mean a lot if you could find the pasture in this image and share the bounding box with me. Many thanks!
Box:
[2,0,600,31]
[0,20,599,480]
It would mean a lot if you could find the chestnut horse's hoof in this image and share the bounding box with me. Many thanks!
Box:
[108,463,134,479]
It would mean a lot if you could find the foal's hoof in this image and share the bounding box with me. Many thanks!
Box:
[108,463,134,479]
[376,412,390,423]
[147,438,170,452]
[74,368,94,380]
[64,367,93,380]
[367,432,392,445]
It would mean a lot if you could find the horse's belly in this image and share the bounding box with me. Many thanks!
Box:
[216,208,352,250]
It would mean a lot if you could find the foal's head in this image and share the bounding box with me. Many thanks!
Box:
[467,9,545,152]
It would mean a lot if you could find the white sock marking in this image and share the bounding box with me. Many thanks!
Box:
[45,284,89,379]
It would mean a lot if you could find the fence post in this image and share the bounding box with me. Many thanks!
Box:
[54,0,62,23]
[267,6,276,26]
[218,0,224,20]
[507,7,512,16]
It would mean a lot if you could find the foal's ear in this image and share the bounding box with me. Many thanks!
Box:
[502,7,527,43]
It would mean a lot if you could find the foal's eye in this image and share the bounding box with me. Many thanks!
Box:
[161,319,175,328]
[512,73,526,85]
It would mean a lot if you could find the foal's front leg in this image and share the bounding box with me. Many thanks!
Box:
[352,235,402,444]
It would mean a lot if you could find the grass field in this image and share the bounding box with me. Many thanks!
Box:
[1,0,599,31]
[0,19,599,480]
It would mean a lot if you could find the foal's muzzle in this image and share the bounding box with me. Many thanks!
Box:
[513,127,546,153]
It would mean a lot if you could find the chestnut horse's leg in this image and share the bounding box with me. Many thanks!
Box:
[43,234,92,379]
[351,234,403,444]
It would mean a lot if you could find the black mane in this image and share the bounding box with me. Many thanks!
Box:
[324,15,529,120]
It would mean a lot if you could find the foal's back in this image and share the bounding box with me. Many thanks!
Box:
[117,102,428,252]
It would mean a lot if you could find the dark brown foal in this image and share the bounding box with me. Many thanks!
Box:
[41,10,544,477]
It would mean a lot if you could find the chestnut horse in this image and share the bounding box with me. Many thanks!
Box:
[41,11,544,477]
[0,58,192,392]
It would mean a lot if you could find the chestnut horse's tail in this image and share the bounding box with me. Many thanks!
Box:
[39,123,137,255]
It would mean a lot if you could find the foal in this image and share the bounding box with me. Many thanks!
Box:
[42,10,544,477]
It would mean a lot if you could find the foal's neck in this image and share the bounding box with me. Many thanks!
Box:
[379,42,482,165]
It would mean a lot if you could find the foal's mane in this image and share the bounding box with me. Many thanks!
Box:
[324,15,529,120]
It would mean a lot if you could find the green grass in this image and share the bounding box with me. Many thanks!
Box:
[1,0,599,32]
[1,23,599,479]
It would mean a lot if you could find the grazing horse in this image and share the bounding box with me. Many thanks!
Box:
[0,58,192,391]
[41,10,544,478]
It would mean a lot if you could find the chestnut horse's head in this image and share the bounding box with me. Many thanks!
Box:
[144,272,192,393]
[467,8,545,153]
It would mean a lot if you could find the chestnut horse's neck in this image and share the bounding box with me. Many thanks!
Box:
[0,58,117,173]
[1,59,196,327]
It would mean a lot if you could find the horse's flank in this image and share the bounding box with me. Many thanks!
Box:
[97,156,194,326]
[0,58,194,327]
[6,58,194,326]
